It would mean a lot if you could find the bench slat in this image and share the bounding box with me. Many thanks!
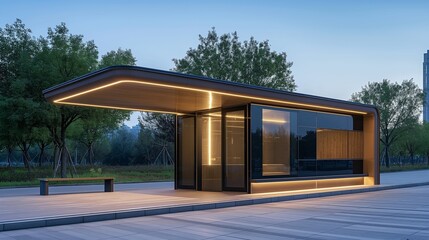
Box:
[39,177,114,182]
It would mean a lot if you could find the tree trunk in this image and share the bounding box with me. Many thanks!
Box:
[384,145,390,168]
[6,146,13,168]
[38,144,45,167]
[19,143,31,170]
[53,145,58,170]
[24,150,31,170]
[60,127,67,178]
[87,142,93,165]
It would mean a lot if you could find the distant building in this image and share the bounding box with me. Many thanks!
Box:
[424,50,429,122]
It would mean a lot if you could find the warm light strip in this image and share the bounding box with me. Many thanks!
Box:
[207,113,241,118]
[252,182,366,196]
[56,101,183,115]
[208,92,213,166]
[53,80,368,115]
[263,119,288,124]
[207,113,287,123]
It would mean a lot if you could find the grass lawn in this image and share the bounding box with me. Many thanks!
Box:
[0,165,173,188]
[380,164,429,173]
[1,164,428,188]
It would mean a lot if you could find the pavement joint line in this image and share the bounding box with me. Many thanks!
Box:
[1,181,429,232]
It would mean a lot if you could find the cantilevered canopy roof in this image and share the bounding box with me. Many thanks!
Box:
[43,66,377,115]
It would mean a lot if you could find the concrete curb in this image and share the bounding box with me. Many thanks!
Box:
[1,181,429,232]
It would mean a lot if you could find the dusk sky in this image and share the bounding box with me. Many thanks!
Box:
[2,0,429,125]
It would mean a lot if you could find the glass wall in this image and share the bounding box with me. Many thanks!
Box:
[224,110,246,190]
[201,112,222,191]
[262,109,291,176]
[177,117,195,188]
[251,105,297,178]
[251,104,364,180]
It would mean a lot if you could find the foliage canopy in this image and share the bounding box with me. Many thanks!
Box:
[351,79,424,167]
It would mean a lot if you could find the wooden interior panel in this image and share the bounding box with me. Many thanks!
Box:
[316,129,363,160]
[348,131,363,159]
[316,130,348,159]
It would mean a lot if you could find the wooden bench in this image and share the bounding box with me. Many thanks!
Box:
[39,177,114,195]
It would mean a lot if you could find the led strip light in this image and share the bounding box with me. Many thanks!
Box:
[53,80,368,115]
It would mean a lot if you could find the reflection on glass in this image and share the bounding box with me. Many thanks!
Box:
[225,110,245,189]
[317,160,363,175]
[262,109,290,176]
[298,111,317,127]
[201,112,222,191]
[298,160,317,176]
[317,113,352,130]
[298,127,316,159]
[178,117,195,187]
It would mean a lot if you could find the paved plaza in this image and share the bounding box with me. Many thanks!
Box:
[0,183,428,239]
[0,170,428,239]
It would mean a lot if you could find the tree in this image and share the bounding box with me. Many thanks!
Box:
[70,109,130,165]
[351,79,424,167]
[70,49,135,165]
[0,19,37,93]
[135,114,175,164]
[104,125,136,165]
[0,19,44,170]
[33,22,99,177]
[173,28,296,91]
[0,98,44,169]
[133,124,158,165]
[98,48,136,68]
[33,127,52,167]
[140,113,175,143]
[393,124,421,165]
[0,19,136,174]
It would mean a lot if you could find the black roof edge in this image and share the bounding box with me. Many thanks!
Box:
[42,65,378,112]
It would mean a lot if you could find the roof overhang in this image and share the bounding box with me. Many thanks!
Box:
[43,66,377,116]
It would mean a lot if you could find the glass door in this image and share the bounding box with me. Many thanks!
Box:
[177,116,195,189]
[223,108,247,191]
[201,112,222,191]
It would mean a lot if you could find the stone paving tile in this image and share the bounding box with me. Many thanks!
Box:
[52,228,113,240]
[205,235,242,240]
[319,226,411,240]
[175,224,240,236]
[345,224,420,235]
[81,225,135,238]
[0,237,14,240]
[117,233,166,240]
[107,223,155,235]
[135,229,202,240]
[225,230,297,240]
[306,232,380,240]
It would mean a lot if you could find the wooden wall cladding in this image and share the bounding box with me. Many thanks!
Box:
[316,129,363,160]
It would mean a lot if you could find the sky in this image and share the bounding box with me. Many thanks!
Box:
[1,0,429,126]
